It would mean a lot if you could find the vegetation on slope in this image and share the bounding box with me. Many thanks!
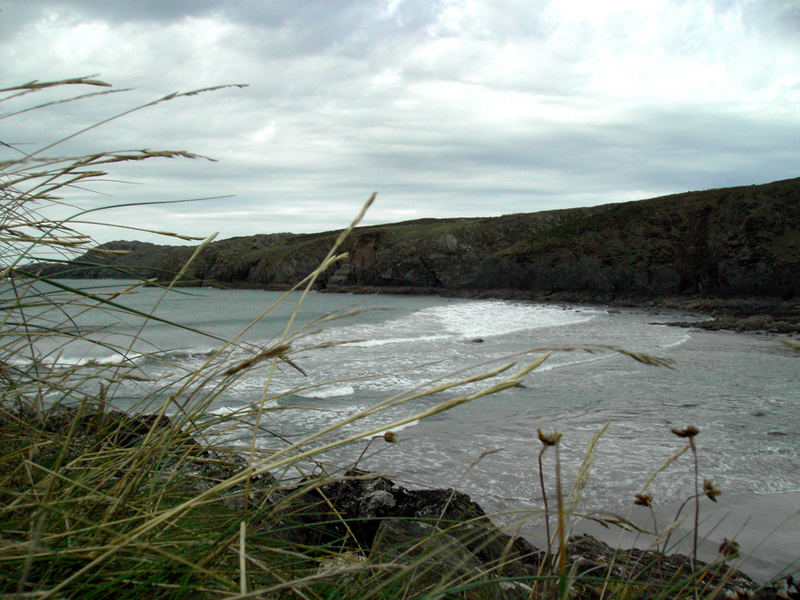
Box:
[32,179,800,304]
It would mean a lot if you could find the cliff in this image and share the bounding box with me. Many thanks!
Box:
[27,177,800,304]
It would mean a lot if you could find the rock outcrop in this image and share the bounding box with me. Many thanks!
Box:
[6,405,793,599]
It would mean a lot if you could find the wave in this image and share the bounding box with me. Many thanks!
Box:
[535,351,615,373]
[295,384,355,399]
[420,301,598,339]
[347,334,449,348]
[366,418,420,437]
[14,344,225,370]
[306,299,598,350]
[208,405,242,416]
[207,402,278,417]
[7,351,147,368]
[657,330,692,349]
[156,347,219,361]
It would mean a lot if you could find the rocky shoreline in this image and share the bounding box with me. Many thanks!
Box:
[165,275,798,335]
[11,405,797,599]
[314,284,800,334]
[52,272,800,333]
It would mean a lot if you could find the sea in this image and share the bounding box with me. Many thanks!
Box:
[18,280,800,539]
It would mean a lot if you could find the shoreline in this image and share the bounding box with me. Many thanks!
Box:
[312,283,800,334]
[45,275,800,334]
[572,490,800,585]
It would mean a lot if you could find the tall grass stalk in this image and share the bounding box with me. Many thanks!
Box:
[1,76,557,599]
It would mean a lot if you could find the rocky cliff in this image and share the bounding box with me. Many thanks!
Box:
[28,177,800,303]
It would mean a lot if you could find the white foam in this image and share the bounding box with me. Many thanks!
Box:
[419,301,597,339]
[296,385,355,399]
[305,300,596,351]
[366,418,420,437]
[347,334,449,348]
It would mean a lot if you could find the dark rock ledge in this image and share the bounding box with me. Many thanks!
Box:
[252,471,797,600]
[11,406,798,599]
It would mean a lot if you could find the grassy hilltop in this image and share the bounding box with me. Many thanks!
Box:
[41,178,800,306]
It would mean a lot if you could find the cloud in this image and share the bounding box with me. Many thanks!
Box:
[2,1,798,244]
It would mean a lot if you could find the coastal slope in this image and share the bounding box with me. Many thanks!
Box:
[30,177,800,307]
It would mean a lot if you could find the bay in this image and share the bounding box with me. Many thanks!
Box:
[20,279,799,577]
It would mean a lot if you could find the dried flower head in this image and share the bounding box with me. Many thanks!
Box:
[383,431,397,443]
[703,479,722,502]
[718,538,740,559]
[537,428,562,447]
[634,493,653,507]
[671,425,700,438]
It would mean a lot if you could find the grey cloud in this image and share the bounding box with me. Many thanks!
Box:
[8,0,220,24]
[3,0,799,245]
[349,104,799,199]
[726,0,800,40]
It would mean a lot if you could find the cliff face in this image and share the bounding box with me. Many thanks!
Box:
[33,177,800,301]
[475,178,800,300]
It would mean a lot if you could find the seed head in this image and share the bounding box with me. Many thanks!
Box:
[671,425,699,438]
[634,493,653,507]
[703,479,721,502]
[537,428,562,447]
[718,538,739,560]
[383,431,397,443]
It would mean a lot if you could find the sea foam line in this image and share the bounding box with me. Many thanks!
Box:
[295,384,356,399]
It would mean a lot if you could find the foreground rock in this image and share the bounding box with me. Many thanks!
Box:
[241,469,792,599]
[7,406,795,598]
[270,471,539,575]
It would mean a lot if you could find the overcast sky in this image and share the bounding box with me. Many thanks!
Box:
[3,1,799,245]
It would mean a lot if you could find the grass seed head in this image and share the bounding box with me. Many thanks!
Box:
[537,428,562,447]
[703,478,721,502]
[634,493,653,507]
[718,538,740,560]
[382,431,397,443]
[671,425,699,438]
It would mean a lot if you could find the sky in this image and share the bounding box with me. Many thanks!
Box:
[2,0,799,245]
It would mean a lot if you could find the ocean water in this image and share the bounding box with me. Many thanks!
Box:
[17,280,800,529]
